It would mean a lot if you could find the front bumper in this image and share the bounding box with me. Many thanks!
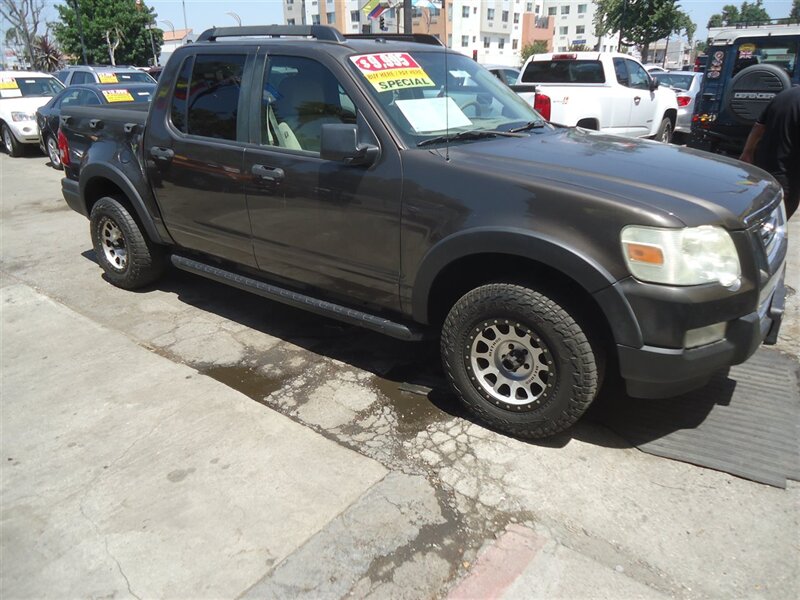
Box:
[8,120,39,144]
[61,177,84,215]
[618,266,786,399]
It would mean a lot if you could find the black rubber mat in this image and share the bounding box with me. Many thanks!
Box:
[597,348,800,488]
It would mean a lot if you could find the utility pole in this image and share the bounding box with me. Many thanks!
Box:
[71,0,88,65]
[403,0,412,34]
[182,1,188,32]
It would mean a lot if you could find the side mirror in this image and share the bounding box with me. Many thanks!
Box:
[650,76,660,91]
[320,124,379,166]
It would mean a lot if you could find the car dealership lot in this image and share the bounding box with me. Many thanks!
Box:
[1,153,798,598]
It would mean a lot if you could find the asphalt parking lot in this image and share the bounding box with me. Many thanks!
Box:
[1,152,799,599]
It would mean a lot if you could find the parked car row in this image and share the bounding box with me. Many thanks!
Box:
[1,64,156,165]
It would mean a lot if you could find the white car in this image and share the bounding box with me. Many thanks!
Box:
[515,52,679,142]
[0,70,64,157]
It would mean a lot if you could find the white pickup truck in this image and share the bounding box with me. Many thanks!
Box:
[512,52,678,142]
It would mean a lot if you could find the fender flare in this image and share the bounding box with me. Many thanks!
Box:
[80,162,166,245]
[410,228,643,347]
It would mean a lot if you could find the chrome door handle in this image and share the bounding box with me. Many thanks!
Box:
[251,164,285,182]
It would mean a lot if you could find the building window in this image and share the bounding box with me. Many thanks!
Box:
[548,7,557,16]
[559,46,567,51]
[513,12,520,23]
[526,2,533,11]
[498,37,505,49]
[312,14,320,24]
[449,3,453,21]
[561,5,570,14]
[487,8,495,20]
[473,7,477,14]
[502,10,508,22]
[286,0,293,3]
[578,4,588,13]
[287,18,295,25]
[448,33,452,46]
[483,36,490,48]
[461,35,469,46]
[327,12,335,24]
[472,36,476,42]
[560,26,568,35]
[350,10,359,21]
[462,5,469,17]
[576,25,585,34]
[512,39,518,50]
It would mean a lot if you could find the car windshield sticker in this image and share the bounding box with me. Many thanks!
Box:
[708,50,724,79]
[0,77,20,89]
[98,73,119,84]
[395,97,472,133]
[350,53,435,92]
[102,89,135,103]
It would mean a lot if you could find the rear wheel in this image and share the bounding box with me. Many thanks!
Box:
[441,283,600,439]
[46,135,62,169]
[2,123,22,157]
[655,117,672,143]
[90,197,165,289]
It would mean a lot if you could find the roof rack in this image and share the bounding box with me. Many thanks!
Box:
[196,25,345,43]
[345,33,444,47]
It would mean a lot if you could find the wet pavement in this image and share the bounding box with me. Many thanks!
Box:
[1,153,799,599]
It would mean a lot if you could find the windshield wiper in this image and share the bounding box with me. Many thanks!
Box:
[506,120,546,133]
[417,129,522,147]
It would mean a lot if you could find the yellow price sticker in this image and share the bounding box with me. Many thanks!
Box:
[102,89,135,103]
[98,73,119,83]
[0,78,19,89]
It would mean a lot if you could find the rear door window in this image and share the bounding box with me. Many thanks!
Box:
[613,57,629,85]
[732,39,798,77]
[185,54,246,140]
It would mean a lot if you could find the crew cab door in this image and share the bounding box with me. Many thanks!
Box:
[145,50,257,267]
[242,51,402,311]
[624,59,658,136]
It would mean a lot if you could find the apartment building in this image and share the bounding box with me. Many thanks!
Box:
[546,1,619,52]
[282,0,373,34]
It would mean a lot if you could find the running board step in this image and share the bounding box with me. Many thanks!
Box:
[170,255,428,341]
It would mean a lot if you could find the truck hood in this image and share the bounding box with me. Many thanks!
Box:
[0,96,52,118]
[445,127,780,228]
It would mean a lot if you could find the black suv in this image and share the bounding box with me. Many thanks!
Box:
[57,26,787,439]
[689,25,800,155]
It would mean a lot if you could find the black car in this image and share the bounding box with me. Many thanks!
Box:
[57,26,787,440]
[688,25,799,156]
[37,83,155,169]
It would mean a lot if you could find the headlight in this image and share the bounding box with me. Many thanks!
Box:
[11,112,35,122]
[621,225,741,287]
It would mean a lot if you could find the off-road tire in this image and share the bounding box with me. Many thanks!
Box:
[89,196,164,289]
[2,123,22,157]
[655,117,672,144]
[441,283,599,439]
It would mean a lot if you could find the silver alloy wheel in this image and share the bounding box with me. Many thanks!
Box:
[2,127,12,153]
[100,217,128,270]
[468,320,555,410]
[661,123,672,143]
[47,136,61,167]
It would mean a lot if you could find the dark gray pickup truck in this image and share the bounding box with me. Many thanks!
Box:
[59,25,788,439]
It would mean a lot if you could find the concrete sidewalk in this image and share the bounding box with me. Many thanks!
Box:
[1,282,387,598]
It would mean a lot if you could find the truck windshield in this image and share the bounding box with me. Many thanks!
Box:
[0,76,64,99]
[349,51,543,146]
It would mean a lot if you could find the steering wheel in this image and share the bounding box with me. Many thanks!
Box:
[459,100,482,117]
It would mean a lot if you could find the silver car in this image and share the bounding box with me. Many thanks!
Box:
[654,71,704,141]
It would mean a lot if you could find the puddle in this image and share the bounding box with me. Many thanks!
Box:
[202,365,285,404]
[372,372,458,438]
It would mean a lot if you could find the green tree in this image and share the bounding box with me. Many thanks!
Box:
[53,0,163,66]
[594,0,694,63]
[707,1,770,28]
[789,0,799,20]
[520,40,549,63]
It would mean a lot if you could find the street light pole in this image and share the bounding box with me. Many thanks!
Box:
[403,0,412,34]
[71,0,88,65]
[182,1,188,32]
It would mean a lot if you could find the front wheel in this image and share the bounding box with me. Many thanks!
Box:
[441,283,600,439]
[2,123,22,157]
[655,117,672,144]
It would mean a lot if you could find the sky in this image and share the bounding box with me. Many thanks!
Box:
[9,1,800,49]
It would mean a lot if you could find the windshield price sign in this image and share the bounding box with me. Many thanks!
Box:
[101,89,135,103]
[351,53,434,92]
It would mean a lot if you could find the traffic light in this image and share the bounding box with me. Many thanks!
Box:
[379,16,386,31]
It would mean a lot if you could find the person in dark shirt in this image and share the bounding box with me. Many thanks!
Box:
[739,86,800,219]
